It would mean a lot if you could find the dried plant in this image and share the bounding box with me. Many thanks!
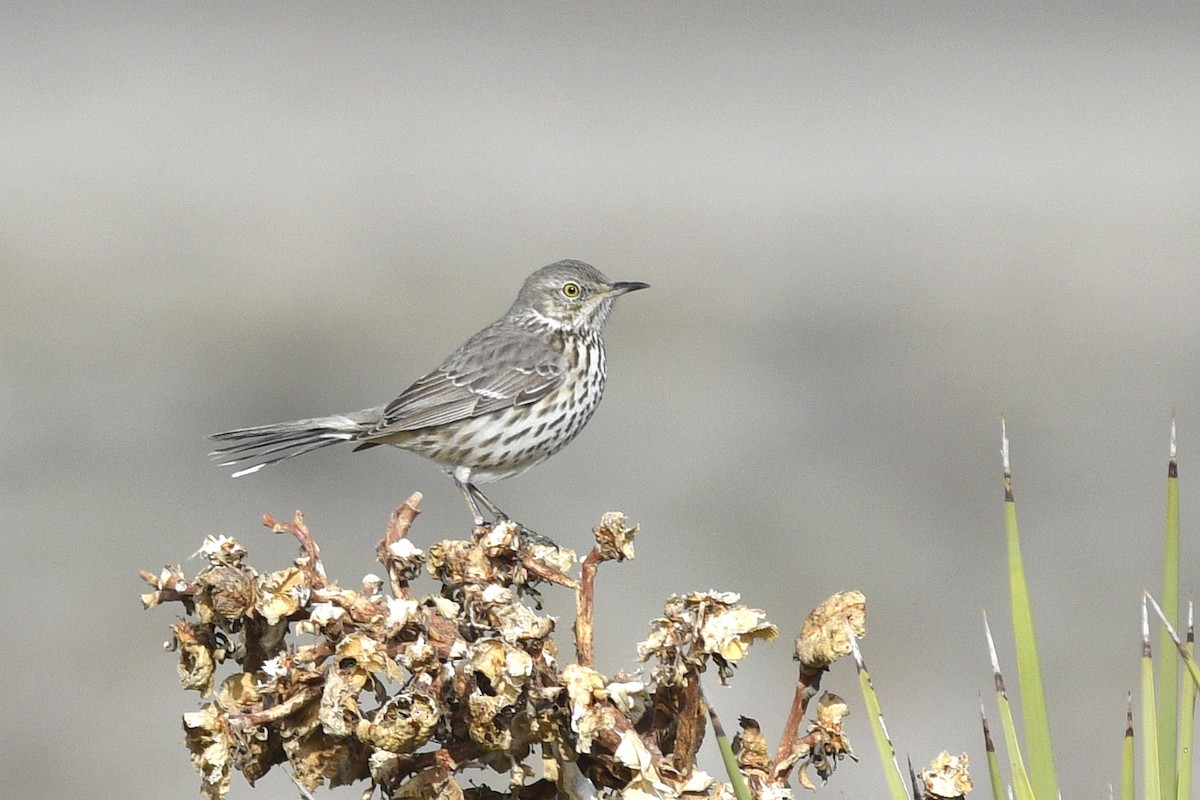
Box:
[141,492,865,799]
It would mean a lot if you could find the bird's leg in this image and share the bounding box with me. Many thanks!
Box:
[457,482,515,527]
[467,484,509,522]
[456,481,489,527]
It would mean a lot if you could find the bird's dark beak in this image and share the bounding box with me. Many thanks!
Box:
[610,281,650,296]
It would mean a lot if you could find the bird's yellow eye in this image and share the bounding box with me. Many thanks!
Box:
[562,282,581,298]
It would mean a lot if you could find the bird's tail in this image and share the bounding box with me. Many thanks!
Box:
[209,410,379,477]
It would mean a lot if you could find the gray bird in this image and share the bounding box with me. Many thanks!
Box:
[210,260,648,527]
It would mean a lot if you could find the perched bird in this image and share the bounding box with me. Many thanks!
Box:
[210,259,648,527]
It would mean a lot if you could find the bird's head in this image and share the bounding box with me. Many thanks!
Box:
[512,259,649,334]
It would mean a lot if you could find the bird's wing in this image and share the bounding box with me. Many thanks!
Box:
[368,324,566,435]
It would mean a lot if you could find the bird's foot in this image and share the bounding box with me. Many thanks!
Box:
[481,514,559,549]
[512,523,559,549]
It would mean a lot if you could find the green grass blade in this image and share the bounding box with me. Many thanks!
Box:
[1001,420,1060,799]
[1147,593,1200,695]
[850,631,910,800]
[705,701,751,800]
[985,612,1035,800]
[980,695,1006,800]
[908,756,924,800]
[1178,602,1195,800]
[1158,421,1180,794]
[1123,694,1135,800]
[1144,596,1164,800]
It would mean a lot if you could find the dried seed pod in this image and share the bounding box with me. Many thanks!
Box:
[195,566,256,623]
[562,663,616,754]
[172,620,217,695]
[253,567,309,625]
[356,690,439,753]
[181,704,233,800]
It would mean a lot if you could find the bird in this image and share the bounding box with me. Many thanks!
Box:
[210,259,649,529]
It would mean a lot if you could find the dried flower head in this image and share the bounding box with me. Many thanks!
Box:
[922,751,972,799]
[793,590,866,670]
[639,591,778,684]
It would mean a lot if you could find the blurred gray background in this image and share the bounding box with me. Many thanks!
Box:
[4,3,1199,797]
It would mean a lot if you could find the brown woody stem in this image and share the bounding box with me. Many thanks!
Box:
[771,665,824,784]
[573,548,602,666]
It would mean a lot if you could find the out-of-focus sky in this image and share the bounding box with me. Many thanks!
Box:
[4,3,1199,797]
